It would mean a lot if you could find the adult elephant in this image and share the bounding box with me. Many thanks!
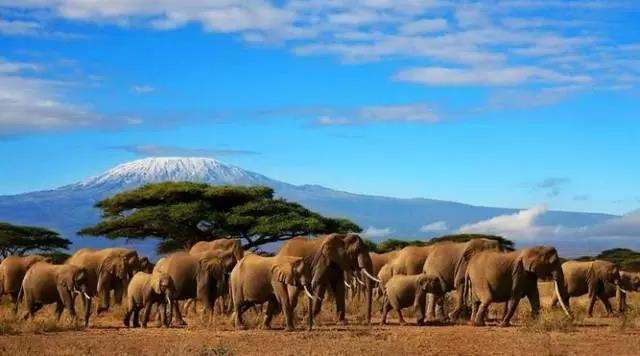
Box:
[604,271,640,313]
[153,251,225,326]
[278,233,379,324]
[230,253,317,331]
[0,255,51,314]
[189,238,244,262]
[549,260,621,316]
[424,239,503,320]
[66,247,139,314]
[467,246,571,326]
[387,245,433,276]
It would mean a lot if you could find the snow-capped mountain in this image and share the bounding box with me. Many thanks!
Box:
[0,157,617,257]
[71,157,277,191]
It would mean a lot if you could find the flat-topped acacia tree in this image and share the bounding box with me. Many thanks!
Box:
[79,182,361,254]
[0,222,71,258]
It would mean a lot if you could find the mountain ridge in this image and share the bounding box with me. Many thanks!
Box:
[0,157,617,257]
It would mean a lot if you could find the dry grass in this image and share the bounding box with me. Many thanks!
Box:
[2,283,640,355]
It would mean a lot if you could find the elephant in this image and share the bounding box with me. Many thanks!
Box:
[370,250,399,276]
[549,260,621,317]
[604,271,640,313]
[387,245,433,276]
[20,262,91,326]
[138,257,155,273]
[423,239,503,320]
[278,233,379,325]
[467,246,571,327]
[230,253,318,331]
[185,238,245,314]
[0,254,51,314]
[152,251,225,326]
[123,271,175,328]
[381,273,446,326]
[65,247,140,314]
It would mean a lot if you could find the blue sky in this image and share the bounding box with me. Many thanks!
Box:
[0,0,639,215]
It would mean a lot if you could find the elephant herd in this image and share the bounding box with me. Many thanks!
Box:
[1,235,640,332]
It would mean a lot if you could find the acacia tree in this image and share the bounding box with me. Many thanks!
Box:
[79,182,361,254]
[0,222,71,258]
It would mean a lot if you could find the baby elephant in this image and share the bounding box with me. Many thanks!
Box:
[21,262,91,326]
[123,271,174,328]
[382,273,445,326]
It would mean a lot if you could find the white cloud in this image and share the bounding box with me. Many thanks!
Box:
[420,221,448,233]
[313,103,440,126]
[399,18,447,34]
[458,205,640,243]
[0,58,138,136]
[363,226,393,238]
[394,66,591,86]
[109,144,259,157]
[458,204,548,240]
[130,85,155,94]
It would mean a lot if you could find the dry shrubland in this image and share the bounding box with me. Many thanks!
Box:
[1,282,640,355]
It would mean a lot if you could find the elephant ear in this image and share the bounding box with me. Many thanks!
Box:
[232,239,244,262]
[272,259,298,285]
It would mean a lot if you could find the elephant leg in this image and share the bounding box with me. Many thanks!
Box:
[133,306,141,328]
[587,294,598,317]
[97,289,111,315]
[142,302,153,327]
[426,293,436,320]
[10,292,20,315]
[274,283,294,331]
[472,301,490,326]
[397,308,407,325]
[312,283,326,317]
[173,301,187,326]
[114,283,124,305]
[435,294,446,320]
[470,300,480,322]
[262,298,278,330]
[55,301,64,321]
[26,303,43,320]
[329,275,347,325]
[448,287,467,320]
[381,295,390,325]
[123,307,133,327]
[414,289,426,325]
[526,285,540,319]
[500,298,521,327]
[597,293,613,316]
[617,289,627,313]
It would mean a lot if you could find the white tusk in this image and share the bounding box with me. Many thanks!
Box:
[362,268,381,283]
[554,280,571,317]
[303,285,320,301]
[355,275,366,286]
[166,294,171,304]
[344,281,352,289]
[618,286,629,294]
[83,292,90,300]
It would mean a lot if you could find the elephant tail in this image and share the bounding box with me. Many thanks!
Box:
[462,273,472,305]
[17,283,24,303]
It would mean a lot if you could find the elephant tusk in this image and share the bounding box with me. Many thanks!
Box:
[354,275,366,286]
[618,286,629,294]
[554,280,571,317]
[166,294,171,305]
[303,285,321,301]
[361,268,381,283]
[83,292,91,300]
[344,281,352,289]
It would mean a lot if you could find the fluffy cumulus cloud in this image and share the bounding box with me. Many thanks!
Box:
[363,226,393,239]
[420,221,448,233]
[0,0,635,95]
[312,103,440,126]
[458,204,640,243]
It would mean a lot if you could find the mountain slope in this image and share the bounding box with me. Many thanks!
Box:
[0,157,615,257]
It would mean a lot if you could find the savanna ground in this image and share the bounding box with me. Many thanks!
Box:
[1,282,640,356]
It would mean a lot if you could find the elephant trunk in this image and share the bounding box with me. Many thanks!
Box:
[552,267,571,317]
[357,252,375,324]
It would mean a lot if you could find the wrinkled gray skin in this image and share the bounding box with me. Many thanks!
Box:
[0,255,51,314]
[467,246,571,327]
[123,271,175,328]
[550,260,621,316]
[381,273,445,326]
[21,262,91,327]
